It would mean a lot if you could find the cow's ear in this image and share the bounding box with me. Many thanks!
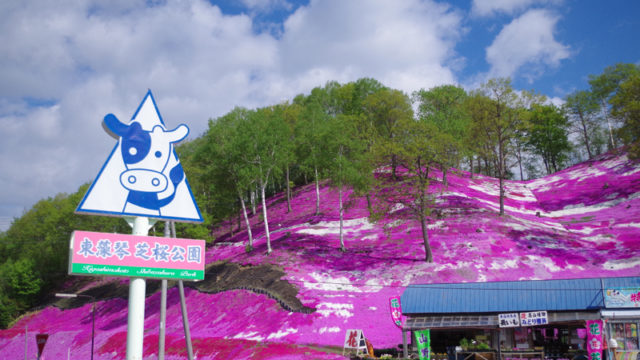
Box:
[165,124,189,144]
[103,114,129,139]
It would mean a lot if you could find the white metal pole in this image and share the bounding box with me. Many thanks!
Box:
[24,325,27,360]
[159,221,170,360]
[127,217,150,360]
[170,221,194,360]
[178,280,194,360]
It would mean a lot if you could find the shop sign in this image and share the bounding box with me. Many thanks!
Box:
[604,288,640,308]
[499,313,520,327]
[69,230,205,281]
[586,320,603,360]
[390,296,404,328]
[520,311,548,326]
[415,329,431,360]
[343,329,367,354]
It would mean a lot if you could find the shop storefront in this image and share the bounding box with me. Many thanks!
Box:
[400,277,640,360]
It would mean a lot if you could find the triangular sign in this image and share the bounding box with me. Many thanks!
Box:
[36,334,48,357]
[76,90,203,223]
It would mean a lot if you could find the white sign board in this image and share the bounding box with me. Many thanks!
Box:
[343,329,367,355]
[499,313,520,327]
[520,311,548,326]
[76,90,203,223]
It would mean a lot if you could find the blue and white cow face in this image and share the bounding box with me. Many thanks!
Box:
[103,113,188,212]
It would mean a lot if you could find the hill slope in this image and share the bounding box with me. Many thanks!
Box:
[1,151,640,359]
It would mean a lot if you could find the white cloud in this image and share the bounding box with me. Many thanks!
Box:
[485,9,570,81]
[241,0,294,14]
[472,0,562,17]
[279,0,463,92]
[0,0,464,228]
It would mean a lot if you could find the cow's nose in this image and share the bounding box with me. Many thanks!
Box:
[120,169,168,193]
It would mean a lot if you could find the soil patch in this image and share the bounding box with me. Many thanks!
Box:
[188,261,315,314]
[53,262,314,314]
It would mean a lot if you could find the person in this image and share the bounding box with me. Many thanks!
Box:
[572,350,588,360]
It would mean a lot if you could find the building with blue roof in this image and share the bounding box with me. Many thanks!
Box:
[398,277,640,360]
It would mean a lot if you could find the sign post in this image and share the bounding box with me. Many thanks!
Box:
[127,217,152,360]
[73,91,204,360]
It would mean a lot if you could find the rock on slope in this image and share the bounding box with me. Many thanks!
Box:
[1,151,639,359]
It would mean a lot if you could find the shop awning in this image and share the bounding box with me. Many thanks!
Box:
[404,311,602,330]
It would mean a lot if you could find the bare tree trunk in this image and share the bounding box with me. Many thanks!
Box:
[366,193,373,216]
[239,195,253,250]
[578,110,593,160]
[260,179,272,254]
[420,211,433,263]
[286,165,292,213]
[391,154,398,180]
[498,142,505,216]
[602,99,616,149]
[251,189,256,215]
[442,167,448,187]
[517,147,524,180]
[339,185,345,252]
[314,167,320,216]
[469,156,474,179]
[237,205,241,231]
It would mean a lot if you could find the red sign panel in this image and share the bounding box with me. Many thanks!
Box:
[36,334,48,357]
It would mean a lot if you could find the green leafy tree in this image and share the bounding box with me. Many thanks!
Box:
[413,84,469,185]
[343,79,386,215]
[611,72,640,158]
[372,119,439,262]
[0,184,130,327]
[588,63,640,149]
[527,104,571,174]
[279,102,303,213]
[195,107,256,248]
[295,87,334,216]
[564,90,602,160]
[470,78,524,215]
[242,106,290,254]
[322,114,368,251]
[364,88,414,180]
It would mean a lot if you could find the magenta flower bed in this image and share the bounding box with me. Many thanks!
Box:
[2,151,639,359]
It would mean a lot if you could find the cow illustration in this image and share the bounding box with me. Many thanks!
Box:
[103,113,189,216]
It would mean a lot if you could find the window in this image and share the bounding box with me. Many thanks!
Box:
[611,322,639,350]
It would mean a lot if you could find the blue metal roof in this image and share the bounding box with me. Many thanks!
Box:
[401,277,640,315]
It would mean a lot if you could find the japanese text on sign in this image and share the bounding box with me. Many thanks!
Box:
[499,313,520,328]
[390,296,404,328]
[586,320,603,360]
[415,329,431,360]
[520,311,548,326]
[69,230,205,281]
[77,237,202,264]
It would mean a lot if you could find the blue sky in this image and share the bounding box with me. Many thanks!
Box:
[0,0,639,230]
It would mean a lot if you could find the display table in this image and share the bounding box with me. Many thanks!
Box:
[501,350,545,360]
[456,349,497,360]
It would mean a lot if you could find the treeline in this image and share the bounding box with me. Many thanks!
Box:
[0,63,638,328]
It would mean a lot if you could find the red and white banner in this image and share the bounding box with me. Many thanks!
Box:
[586,320,604,360]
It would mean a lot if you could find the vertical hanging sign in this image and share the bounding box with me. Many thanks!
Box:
[390,296,404,328]
[415,329,431,360]
[586,320,604,360]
